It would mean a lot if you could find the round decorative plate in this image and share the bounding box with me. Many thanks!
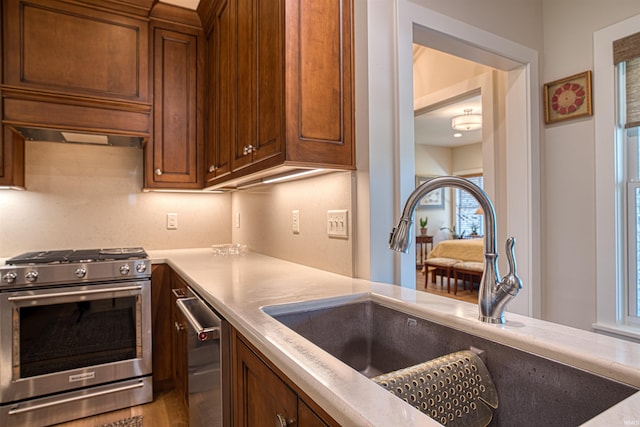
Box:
[551,83,586,115]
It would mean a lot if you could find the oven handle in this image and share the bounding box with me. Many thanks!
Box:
[176,297,220,341]
[7,285,143,302]
[7,380,145,415]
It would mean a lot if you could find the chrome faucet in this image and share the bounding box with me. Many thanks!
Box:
[389,176,522,324]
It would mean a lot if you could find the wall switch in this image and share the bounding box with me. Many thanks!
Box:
[292,210,300,234]
[167,213,178,230]
[327,210,348,238]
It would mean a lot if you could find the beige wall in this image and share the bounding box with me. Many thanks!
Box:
[541,0,640,329]
[231,171,354,276]
[0,141,231,257]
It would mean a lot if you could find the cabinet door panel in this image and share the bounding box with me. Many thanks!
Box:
[285,0,354,167]
[234,337,297,427]
[149,27,202,187]
[234,0,284,171]
[253,0,284,163]
[205,0,233,183]
[4,0,148,102]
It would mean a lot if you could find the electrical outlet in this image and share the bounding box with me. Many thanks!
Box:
[167,213,178,230]
[292,210,300,234]
[327,210,348,238]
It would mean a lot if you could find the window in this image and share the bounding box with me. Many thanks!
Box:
[455,175,484,237]
[617,37,640,324]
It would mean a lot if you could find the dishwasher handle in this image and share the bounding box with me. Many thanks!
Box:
[176,297,220,342]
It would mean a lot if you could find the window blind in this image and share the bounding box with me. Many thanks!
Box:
[614,32,640,128]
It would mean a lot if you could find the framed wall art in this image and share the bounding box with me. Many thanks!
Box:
[415,176,444,210]
[544,70,593,124]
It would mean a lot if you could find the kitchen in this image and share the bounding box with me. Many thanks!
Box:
[2,0,640,426]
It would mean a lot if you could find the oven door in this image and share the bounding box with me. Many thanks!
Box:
[0,281,151,404]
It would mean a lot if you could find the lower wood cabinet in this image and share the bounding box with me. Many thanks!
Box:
[171,274,190,409]
[151,264,173,392]
[232,329,338,427]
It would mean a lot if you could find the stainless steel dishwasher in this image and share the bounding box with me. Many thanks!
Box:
[176,288,225,427]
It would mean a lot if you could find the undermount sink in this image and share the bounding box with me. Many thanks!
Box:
[262,294,638,426]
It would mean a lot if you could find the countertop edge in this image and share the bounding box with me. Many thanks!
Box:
[148,248,640,426]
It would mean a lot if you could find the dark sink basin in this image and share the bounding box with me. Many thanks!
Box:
[263,296,638,426]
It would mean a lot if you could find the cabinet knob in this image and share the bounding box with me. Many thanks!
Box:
[243,145,254,155]
[208,165,217,173]
[174,321,184,332]
[155,168,163,176]
[275,414,294,427]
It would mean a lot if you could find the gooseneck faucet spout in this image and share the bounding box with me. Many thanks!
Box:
[389,176,522,324]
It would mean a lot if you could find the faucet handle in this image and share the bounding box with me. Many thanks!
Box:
[502,237,523,295]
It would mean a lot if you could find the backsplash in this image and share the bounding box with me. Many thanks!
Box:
[0,142,355,278]
[232,171,355,277]
[0,141,231,257]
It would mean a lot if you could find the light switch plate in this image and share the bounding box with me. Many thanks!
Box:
[327,210,348,238]
[167,213,178,230]
[292,210,300,234]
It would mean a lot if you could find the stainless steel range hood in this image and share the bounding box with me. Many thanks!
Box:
[14,126,145,148]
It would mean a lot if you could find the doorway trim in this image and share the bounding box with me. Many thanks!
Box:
[392,1,541,318]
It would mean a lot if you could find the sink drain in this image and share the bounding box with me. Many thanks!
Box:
[372,350,498,426]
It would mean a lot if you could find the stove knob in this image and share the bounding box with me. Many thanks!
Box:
[119,264,131,275]
[2,272,17,284]
[75,267,87,278]
[136,263,147,274]
[25,270,38,283]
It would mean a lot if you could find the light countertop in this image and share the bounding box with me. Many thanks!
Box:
[149,248,640,426]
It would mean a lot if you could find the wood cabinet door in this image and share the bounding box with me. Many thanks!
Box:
[148,25,203,188]
[0,127,25,188]
[298,400,330,427]
[234,335,297,427]
[171,275,190,409]
[205,0,234,184]
[3,0,148,102]
[233,0,284,172]
[284,0,354,168]
[151,264,173,392]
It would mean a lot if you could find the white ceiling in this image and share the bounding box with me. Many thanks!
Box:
[160,0,199,10]
[414,95,482,147]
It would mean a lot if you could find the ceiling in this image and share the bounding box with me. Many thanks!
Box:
[160,0,199,9]
[414,95,482,148]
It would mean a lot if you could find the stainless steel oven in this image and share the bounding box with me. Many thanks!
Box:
[0,248,153,427]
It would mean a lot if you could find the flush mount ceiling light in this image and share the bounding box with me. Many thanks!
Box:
[451,109,482,132]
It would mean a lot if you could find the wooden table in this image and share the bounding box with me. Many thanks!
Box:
[416,234,433,268]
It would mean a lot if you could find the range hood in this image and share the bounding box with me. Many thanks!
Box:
[14,126,145,148]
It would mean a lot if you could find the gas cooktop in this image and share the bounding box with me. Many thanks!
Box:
[6,247,148,265]
[1,247,150,288]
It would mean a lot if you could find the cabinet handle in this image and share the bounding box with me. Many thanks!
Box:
[174,321,184,332]
[243,144,254,155]
[208,165,217,173]
[155,168,163,176]
[275,414,294,427]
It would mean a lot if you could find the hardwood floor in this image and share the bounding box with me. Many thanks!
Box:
[416,268,478,304]
[54,389,187,427]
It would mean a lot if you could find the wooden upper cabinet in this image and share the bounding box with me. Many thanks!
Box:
[3,0,149,103]
[204,0,233,184]
[233,0,284,173]
[285,0,354,167]
[0,127,25,189]
[146,21,204,189]
[201,0,354,189]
